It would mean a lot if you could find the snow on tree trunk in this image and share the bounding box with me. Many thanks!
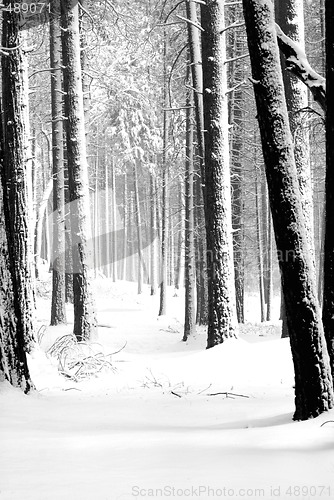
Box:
[201,0,237,347]
[149,172,157,295]
[322,0,334,382]
[0,172,33,392]
[183,85,196,341]
[276,0,314,263]
[50,0,67,326]
[243,0,334,420]
[159,34,169,316]
[227,3,245,324]
[1,4,36,354]
[61,0,96,340]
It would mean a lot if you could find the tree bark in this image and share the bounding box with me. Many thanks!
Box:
[150,171,158,295]
[133,160,143,294]
[255,167,266,323]
[50,0,67,325]
[243,0,334,420]
[322,0,334,381]
[183,87,196,341]
[159,33,169,316]
[201,0,237,347]
[1,3,35,358]
[61,0,96,340]
[0,114,33,391]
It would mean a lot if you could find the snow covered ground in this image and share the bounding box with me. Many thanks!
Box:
[1,280,334,500]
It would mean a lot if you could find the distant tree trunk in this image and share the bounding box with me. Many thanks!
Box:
[111,158,117,282]
[50,0,67,325]
[255,168,266,323]
[133,160,143,294]
[1,4,35,357]
[168,206,174,287]
[159,34,169,316]
[322,0,334,381]
[93,149,100,277]
[122,171,128,280]
[266,213,273,321]
[201,0,237,347]
[194,161,208,325]
[183,87,196,341]
[243,0,334,420]
[228,25,245,323]
[61,0,96,341]
[104,158,110,278]
[35,180,53,278]
[79,0,90,131]
[149,172,158,295]
[175,182,184,291]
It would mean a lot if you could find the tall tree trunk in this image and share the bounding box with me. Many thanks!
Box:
[228,4,245,324]
[183,89,196,341]
[150,171,158,295]
[175,181,184,291]
[266,213,273,321]
[322,0,334,381]
[133,160,143,294]
[111,158,117,282]
[186,0,205,183]
[194,161,208,325]
[159,33,169,316]
[0,108,33,392]
[1,3,35,359]
[276,0,314,337]
[243,0,334,420]
[201,0,237,347]
[186,1,208,325]
[255,168,266,323]
[122,171,128,281]
[104,157,110,278]
[61,0,96,341]
[50,0,66,325]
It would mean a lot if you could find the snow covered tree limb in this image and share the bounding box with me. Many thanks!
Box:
[276,23,326,112]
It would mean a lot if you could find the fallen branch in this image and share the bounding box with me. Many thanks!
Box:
[207,392,249,399]
[320,420,334,427]
[276,23,326,112]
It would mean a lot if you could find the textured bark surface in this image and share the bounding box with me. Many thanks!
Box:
[61,0,96,340]
[183,89,196,341]
[243,0,334,420]
[150,172,157,295]
[0,184,32,392]
[201,0,237,347]
[1,4,35,355]
[158,34,169,316]
[50,0,67,326]
[275,0,314,260]
[322,0,334,381]
[186,0,205,185]
[228,4,245,324]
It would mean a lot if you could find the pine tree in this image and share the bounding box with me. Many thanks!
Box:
[243,0,334,420]
[50,0,67,326]
[1,1,36,360]
[201,0,237,347]
[61,0,97,340]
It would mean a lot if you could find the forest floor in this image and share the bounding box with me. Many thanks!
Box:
[1,278,334,500]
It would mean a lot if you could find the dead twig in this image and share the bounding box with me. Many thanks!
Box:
[207,392,249,399]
